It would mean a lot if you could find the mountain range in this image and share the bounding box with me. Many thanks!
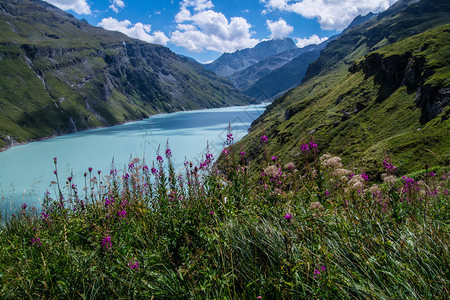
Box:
[204,13,382,101]
[0,0,254,150]
[233,0,449,175]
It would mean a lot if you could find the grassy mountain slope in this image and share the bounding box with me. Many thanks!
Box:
[0,0,253,150]
[304,0,450,81]
[235,20,449,176]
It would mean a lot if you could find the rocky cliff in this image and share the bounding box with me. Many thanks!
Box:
[0,0,254,149]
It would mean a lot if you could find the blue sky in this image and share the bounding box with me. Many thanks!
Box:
[45,0,397,63]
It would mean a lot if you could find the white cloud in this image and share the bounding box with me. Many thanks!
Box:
[109,0,126,13]
[295,34,328,47]
[266,18,293,39]
[98,17,169,45]
[45,0,91,15]
[260,0,397,31]
[171,0,259,53]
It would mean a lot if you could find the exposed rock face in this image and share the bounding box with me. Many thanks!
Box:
[351,50,449,124]
[0,0,254,149]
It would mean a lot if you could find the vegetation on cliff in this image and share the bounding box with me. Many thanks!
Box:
[0,0,253,150]
[236,5,449,177]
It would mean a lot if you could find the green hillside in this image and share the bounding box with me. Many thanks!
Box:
[235,21,449,176]
[0,0,253,150]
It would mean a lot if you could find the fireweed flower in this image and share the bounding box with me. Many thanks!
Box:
[361,173,369,181]
[31,237,42,247]
[284,213,292,221]
[101,236,112,250]
[157,155,164,163]
[309,142,318,149]
[22,203,27,210]
[271,156,277,161]
[222,148,229,155]
[226,132,234,145]
[129,261,139,270]
[300,144,309,152]
[260,135,268,143]
[165,148,172,158]
[240,151,246,156]
[118,209,127,218]
[88,167,92,172]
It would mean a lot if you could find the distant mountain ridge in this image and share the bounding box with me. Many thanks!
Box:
[0,0,254,150]
[204,38,297,77]
[232,0,449,175]
[205,12,379,101]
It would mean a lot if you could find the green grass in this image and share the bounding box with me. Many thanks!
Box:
[237,24,450,177]
[0,137,448,298]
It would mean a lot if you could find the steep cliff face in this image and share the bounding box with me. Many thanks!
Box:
[234,22,449,175]
[351,50,449,123]
[0,0,253,149]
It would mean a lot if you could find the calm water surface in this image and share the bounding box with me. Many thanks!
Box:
[0,104,266,215]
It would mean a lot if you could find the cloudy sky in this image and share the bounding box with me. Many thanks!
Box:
[45,0,397,63]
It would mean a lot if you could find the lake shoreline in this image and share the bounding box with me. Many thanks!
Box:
[0,102,270,153]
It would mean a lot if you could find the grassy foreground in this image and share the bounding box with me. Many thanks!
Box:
[0,132,448,299]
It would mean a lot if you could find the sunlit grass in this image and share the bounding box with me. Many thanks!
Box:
[0,132,448,299]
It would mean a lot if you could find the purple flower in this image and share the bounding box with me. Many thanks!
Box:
[31,237,42,247]
[284,213,292,221]
[53,157,57,164]
[67,176,72,182]
[309,142,318,149]
[260,135,268,143]
[324,190,329,196]
[157,155,164,163]
[240,151,246,156]
[271,156,277,161]
[210,211,214,215]
[151,167,158,174]
[143,165,149,172]
[22,203,27,210]
[321,265,326,272]
[53,170,57,175]
[165,148,172,158]
[98,170,101,175]
[129,261,139,270]
[300,144,309,152]
[104,197,112,207]
[118,209,127,218]
[226,132,234,145]
[361,173,369,181]
[101,236,112,250]
[314,269,320,275]
[88,167,92,172]
[429,171,435,177]
[222,148,229,155]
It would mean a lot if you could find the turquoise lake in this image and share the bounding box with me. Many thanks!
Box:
[0,104,266,216]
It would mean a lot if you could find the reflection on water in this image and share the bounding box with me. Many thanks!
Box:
[0,104,266,215]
